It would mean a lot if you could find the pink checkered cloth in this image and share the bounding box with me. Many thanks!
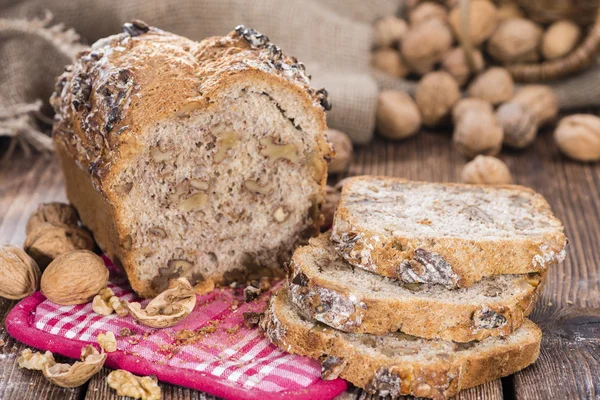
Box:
[6,256,347,400]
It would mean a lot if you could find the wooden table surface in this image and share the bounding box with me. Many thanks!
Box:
[0,128,598,400]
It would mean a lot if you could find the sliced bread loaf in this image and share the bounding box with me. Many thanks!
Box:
[289,234,544,342]
[51,22,333,297]
[332,176,567,288]
[262,288,541,400]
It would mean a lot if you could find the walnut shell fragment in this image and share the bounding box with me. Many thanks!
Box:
[127,277,196,328]
[42,345,106,388]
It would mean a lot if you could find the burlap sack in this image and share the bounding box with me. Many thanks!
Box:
[0,0,402,151]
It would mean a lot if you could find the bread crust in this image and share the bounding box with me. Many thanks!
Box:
[51,23,333,297]
[262,289,541,400]
[332,176,567,288]
[288,235,545,342]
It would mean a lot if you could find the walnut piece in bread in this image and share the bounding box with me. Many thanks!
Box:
[51,22,333,297]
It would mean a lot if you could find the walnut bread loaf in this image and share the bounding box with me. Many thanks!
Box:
[51,21,333,297]
[261,288,542,400]
[288,234,544,342]
[332,176,567,288]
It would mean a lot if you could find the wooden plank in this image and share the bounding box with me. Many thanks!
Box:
[502,127,600,399]
[1,126,599,399]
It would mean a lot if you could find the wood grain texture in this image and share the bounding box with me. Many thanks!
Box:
[1,125,599,399]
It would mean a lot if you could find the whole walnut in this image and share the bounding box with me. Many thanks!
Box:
[0,245,41,300]
[496,102,538,149]
[452,98,504,159]
[401,18,453,75]
[41,250,108,305]
[327,129,353,173]
[415,71,460,127]
[496,2,524,21]
[373,16,408,49]
[488,18,543,63]
[376,91,422,139]
[409,2,448,25]
[554,114,600,162]
[461,155,513,184]
[24,223,96,269]
[542,20,581,60]
[441,47,485,87]
[512,85,558,126]
[372,49,409,78]
[26,202,79,235]
[467,67,514,105]
[449,0,498,46]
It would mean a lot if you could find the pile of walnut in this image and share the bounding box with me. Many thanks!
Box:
[0,202,216,396]
[373,0,600,184]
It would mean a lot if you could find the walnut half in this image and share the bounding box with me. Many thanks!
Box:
[42,345,106,388]
[127,277,196,328]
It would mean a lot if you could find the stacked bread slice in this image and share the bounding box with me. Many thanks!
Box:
[261,176,567,399]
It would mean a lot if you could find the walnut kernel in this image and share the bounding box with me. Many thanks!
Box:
[259,137,299,163]
[107,370,161,400]
[97,331,117,352]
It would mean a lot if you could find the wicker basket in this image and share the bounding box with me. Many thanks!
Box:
[458,0,600,82]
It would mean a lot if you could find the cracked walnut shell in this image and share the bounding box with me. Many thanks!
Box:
[461,155,513,184]
[127,277,196,328]
[0,244,41,300]
[555,114,600,162]
[41,250,108,305]
[42,345,106,388]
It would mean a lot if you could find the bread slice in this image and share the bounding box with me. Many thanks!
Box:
[51,22,334,297]
[288,234,544,342]
[332,176,567,288]
[262,288,541,400]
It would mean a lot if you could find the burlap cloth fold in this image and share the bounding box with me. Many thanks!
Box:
[3,0,600,151]
[0,0,401,148]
